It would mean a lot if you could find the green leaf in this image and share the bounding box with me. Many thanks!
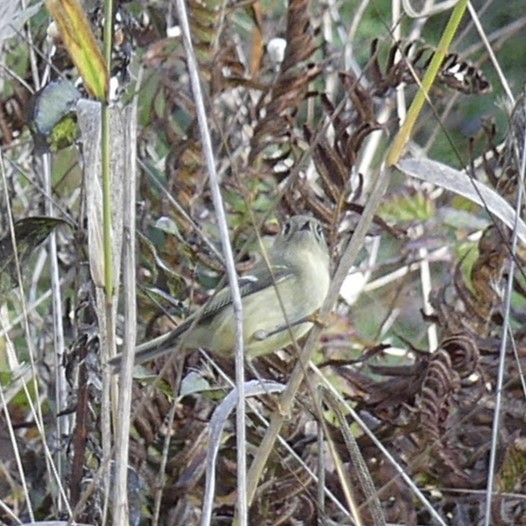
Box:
[0,217,68,294]
[379,190,435,223]
[45,0,108,101]
[29,80,81,153]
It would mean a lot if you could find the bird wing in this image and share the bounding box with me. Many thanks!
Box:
[111,263,295,369]
[198,263,293,321]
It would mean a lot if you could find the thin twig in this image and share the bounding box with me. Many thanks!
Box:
[113,102,138,524]
[483,102,526,526]
[174,0,248,523]
[43,152,69,512]
[311,363,448,526]
[246,159,392,504]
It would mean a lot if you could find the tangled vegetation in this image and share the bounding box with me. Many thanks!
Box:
[1,0,526,525]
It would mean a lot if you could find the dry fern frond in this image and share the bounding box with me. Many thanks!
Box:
[249,0,320,167]
[370,38,491,96]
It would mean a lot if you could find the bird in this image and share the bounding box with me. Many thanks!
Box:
[109,215,330,371]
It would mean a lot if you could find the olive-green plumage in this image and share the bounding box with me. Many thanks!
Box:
[110,215,330,370]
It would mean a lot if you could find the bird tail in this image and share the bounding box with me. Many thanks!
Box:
[108,320,189,373]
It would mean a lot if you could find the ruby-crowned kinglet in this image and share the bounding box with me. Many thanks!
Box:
[110,215,330,370]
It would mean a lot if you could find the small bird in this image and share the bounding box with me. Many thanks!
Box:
[110,215,330,370]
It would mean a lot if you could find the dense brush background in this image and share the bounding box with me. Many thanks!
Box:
[1,0,526,524]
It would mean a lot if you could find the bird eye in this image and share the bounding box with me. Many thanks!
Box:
[282,220,291,236]
[315,222,324,240]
